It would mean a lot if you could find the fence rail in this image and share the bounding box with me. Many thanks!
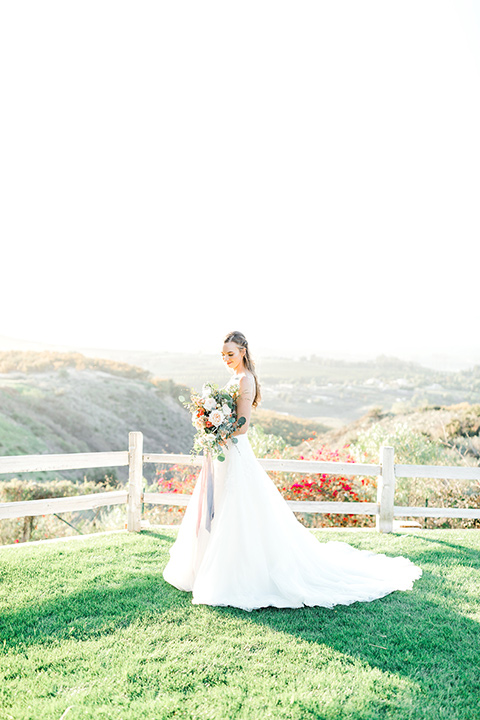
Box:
[395,464,480,480]
[1,432,480,536]
[0,491,128,520]
[0,451,129,474]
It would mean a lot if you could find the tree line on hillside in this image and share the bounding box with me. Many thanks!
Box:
[0,351,193,401]
[0,351,151,381]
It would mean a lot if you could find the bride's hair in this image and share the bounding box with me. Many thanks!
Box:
[224,330,261,407]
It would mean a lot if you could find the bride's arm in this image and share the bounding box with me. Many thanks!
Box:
[231,376,254,436]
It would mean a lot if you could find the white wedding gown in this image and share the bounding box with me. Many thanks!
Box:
[163,389,422,612]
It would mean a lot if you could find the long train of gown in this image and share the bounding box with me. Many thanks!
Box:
[163,434,422,611]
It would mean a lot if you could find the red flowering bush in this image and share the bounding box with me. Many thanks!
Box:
[270,444,376,528]
[143,463,200,525]
[155,463,199,495]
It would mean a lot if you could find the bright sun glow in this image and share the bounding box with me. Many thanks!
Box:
[1,1,479,366]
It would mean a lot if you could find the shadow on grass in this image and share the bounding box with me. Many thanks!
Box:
[401,532,480,569]
[0,530,181,651]
[205,573,479,719]
[0,572,188,651]
[2,529,479,718]
[205,535,480,718]
[139,528,178,543]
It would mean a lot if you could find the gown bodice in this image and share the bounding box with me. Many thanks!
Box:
[224,372,256,404]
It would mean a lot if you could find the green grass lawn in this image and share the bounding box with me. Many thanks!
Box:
[1,528,479,720]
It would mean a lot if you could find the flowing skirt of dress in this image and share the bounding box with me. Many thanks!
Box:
[162,435,422,611]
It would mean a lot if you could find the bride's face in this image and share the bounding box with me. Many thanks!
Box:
[221,342,245,373]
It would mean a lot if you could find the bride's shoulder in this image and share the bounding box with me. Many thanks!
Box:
[237,372,255,394]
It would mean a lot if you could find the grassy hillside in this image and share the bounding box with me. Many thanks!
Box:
[0,351,194,482]
[305,402,480,464]
[250,407,329,445]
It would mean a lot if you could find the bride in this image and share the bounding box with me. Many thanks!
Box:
[163,331,422,611]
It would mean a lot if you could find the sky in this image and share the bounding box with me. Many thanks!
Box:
[1,1,479,369]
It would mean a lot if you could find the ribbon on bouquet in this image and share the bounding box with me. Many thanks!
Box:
[196,451,215,535]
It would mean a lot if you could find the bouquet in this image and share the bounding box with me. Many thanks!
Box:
[179,382,246,461]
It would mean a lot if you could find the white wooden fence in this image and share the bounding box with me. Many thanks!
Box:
[1,431,479,537]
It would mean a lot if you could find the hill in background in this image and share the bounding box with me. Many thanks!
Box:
[0,351,195,482]
[301,402,480,468]
[81,348,480,422]
[1,350,480,473]
[0,351,326,480]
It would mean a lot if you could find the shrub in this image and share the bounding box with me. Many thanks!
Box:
[351,423,480,529]
[352,422,456,466]
[444,404,480,439]
[248,425,286,457]
[0,475,122,544]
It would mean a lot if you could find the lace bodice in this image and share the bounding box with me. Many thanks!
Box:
[225,372,256,404]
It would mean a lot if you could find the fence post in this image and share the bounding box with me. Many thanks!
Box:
[127,431,143,532]
[376,445,395,533]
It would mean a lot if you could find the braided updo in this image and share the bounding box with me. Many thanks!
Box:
[223,331,261,407]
